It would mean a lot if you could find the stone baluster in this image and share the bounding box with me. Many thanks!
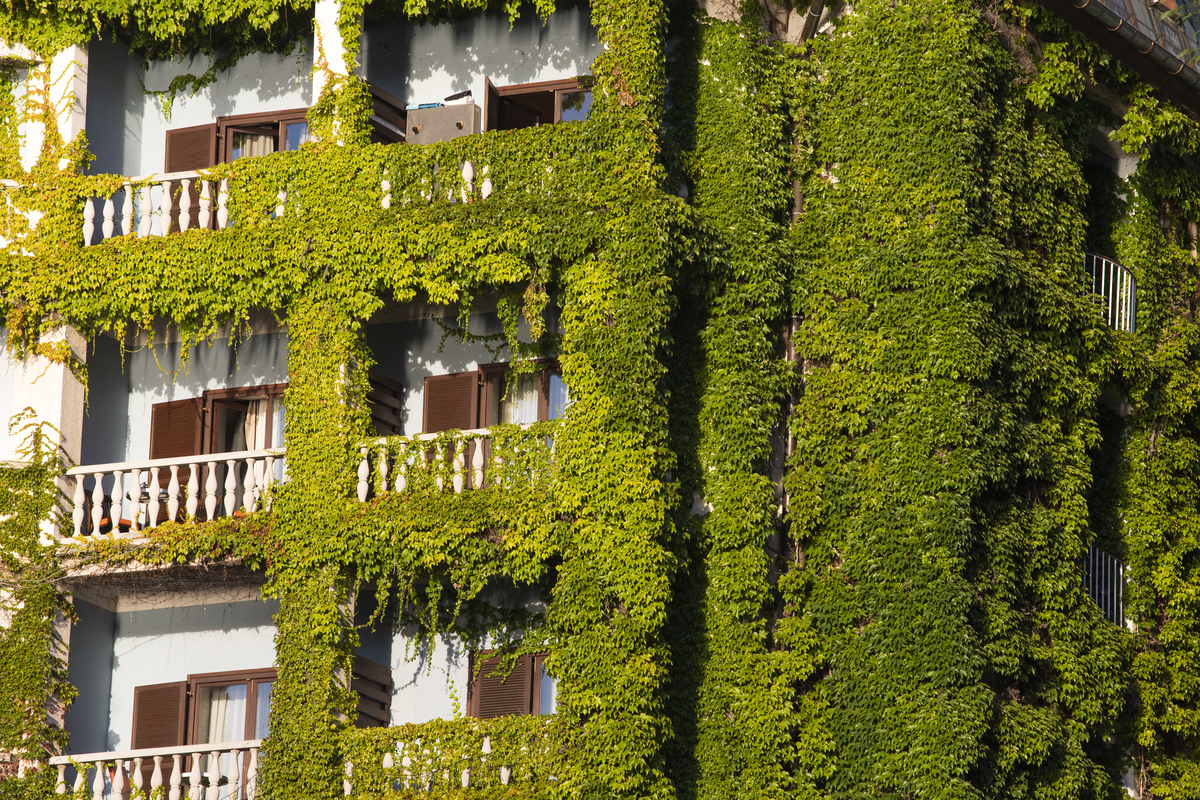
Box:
[122,184,134,236]
[110,468,124,533]
[217,179,230,229]
[198,180,212,230]
[157,180,173,235]
[148,466,161,527]
[205,461,219,520]
[244,457,258,513]
[378,442,389,495]
[168,753,183,800]
[472,438,485,489]
[111,759,127,799]
[246,747,258,800]
[188,752,203,800]
[275,189,286,218]
[205,751,222,800]
[82,196,95,245]
[55,764,66,794]
[179,178,192,231]
[224,459,238,516]
[357,445,370,502]
[186,463,199,519]
[500,764,511,786]
[343,761,353,796]
[72,475,85,536]
[132,757,146,800]
[264,455,276,509]
[229,748,243,799]
[129,468,142,531]
[395,451,407,493]
[462,161,475,203]
[433,445,445,491]
[481,166,493,199]
[91,758,105,800]
[140,185,153,237]
[381,178,391,209]
[401,754,412,789]
[90,472,105,536]
[102,195,115,240]
[452,445,465,493]
[167,464,181,522]
[72,764,86,795]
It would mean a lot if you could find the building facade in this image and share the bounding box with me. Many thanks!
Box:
[0,0,1198,797]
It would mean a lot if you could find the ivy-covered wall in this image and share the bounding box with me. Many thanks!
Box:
[9,0,1200,798]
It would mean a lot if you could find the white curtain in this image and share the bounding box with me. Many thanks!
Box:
[243,399,269,450]
[232,132,275,160]
[506,374,539,424]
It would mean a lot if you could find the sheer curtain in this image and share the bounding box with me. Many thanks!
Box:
[506,374,539,424]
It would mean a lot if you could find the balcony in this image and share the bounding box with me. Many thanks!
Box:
[61,423,553,541]
[1084,543,1126,626]
[1085,252,1137,333]
[50,740,261,799]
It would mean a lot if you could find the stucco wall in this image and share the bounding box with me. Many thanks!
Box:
[0,326,14,446]
[105,597,279,751]
[363,4,602,108]
[63,599,116,757]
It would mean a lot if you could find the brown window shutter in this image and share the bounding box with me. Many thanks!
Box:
[164,124,217,232]
[367,371,404,436]
[132,682,187,787]
[352,655,393,728]
[423,372,478,433]
[484,78,501,132]
[471,653,533,719]
[150,398,203,519]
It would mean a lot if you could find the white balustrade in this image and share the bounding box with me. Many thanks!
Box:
[63,448,287,539]
[356,425,545,503]
[341,731,544,796]
[83,170,223,245]
[50,740,260,800]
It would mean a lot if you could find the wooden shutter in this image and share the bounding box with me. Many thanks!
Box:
[150,398,203,519]
[484,78,501,132]
[367,371,404,436]
[423,372,478,433]
[164,124,216,233]
[132,682,187,788]
[469,653,533,719]
[352,656,393,728]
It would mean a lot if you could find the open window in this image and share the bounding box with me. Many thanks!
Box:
[483,78,592,132]
[422,363,567,433]
[466,652,556,718]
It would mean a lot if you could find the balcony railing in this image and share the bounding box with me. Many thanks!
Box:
[342,717,553,796]
[49,740,260,799]
[354,424,553,502]
[1084,252,1137,333]
[82,160,494,246]
[1084,543,1125,626]
[63,449,285,539]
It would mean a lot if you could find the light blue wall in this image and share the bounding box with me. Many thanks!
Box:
[64,599,116,757]
[80,331,289,467]
[84,39,145,178]
[366,312,504,436]
[363,3,602,108]
[106,598,279,751]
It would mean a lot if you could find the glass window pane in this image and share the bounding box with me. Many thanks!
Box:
[559,91,591,123]
[539,662,557,715]
[548,374,569,420]
[231,131,276,161]
[285,122,310,151]
[216,404,248,452]
[254,681,273,739]
[196,684,247,744]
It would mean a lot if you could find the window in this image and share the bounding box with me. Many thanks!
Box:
[149,383,288,462]
[466,652,556,718]
[422,362,567,433]
[483,78,592,132]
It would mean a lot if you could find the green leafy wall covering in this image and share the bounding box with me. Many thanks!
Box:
[9,0,1200,797]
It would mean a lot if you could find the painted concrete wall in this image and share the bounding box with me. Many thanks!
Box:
[363,3,602,108]
[84,39,145,178]
[105,598,279,751]
[0,326,14,447]
[63,599,116,756]
[81,330,290,466]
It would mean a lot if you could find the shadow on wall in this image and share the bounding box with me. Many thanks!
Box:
[363,0,601,104]
[85,38,146,177]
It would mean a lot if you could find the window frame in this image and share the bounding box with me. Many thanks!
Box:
[186,667,277,745]
[485,77,592,131]
[216,108,310,163]
[200,383,288,456]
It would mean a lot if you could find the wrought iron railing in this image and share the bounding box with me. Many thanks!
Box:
[1084,253,1137,333]
[1084,544,1125,626]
